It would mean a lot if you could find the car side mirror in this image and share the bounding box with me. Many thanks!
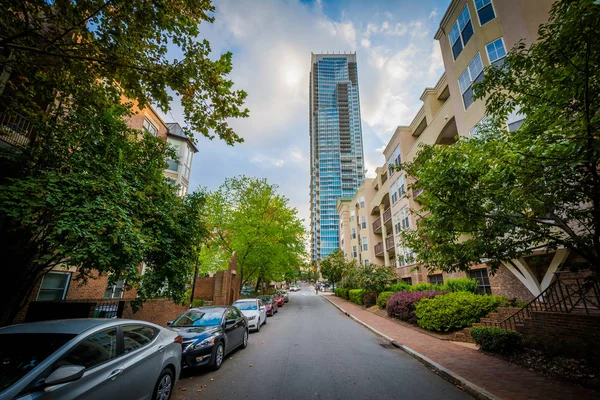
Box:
[260,306,266,311]
[225,319,236,327]
[166,321,173,327]
[44,365,85,387]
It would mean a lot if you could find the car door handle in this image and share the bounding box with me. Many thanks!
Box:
[157,345,166,352]
[107,368,124,381]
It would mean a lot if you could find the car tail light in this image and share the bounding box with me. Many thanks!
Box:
[174,335,183,345]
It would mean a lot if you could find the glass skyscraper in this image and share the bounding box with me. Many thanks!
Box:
[309,52,365,262]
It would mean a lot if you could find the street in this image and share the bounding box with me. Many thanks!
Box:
[173,283,471,400]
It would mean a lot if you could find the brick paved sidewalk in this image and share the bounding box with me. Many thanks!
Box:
[325,295,598,400]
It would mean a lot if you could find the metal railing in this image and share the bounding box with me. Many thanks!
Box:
[483,272,600,331]
[0,111,34,148]
[383,208,392,224]
[385,236,395,253]
[374,242,384,256]
[92,300,126,319]
[373,217,382,232]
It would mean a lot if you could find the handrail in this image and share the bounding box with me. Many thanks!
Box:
[483,272,600,331]
[0,111,34,148]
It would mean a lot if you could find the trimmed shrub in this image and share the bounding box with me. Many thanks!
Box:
[363,292,378,307]
[386,282,411,292]
[191,299,205,308]
[415,292,504,332]
[445,278,479,293]
[335,288,349,299]
[408,282,444,292]
[386,291,447,324]
[377,291,394,309]
[471,326,522,354]
[348,289,366,305]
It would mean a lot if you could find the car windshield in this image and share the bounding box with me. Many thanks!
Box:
[259,297,272,303]
[0,333,76,392]
[233,302,257,311]
[171,310,223,327]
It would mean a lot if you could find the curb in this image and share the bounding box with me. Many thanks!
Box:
[322,296,501,400]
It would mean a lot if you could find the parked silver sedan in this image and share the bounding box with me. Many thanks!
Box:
[0,319,182,400]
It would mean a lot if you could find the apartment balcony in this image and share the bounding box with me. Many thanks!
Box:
[383,208,392,229]
[373,217,382,233]
[385,236,395,254]
[381,171,388,184]
[374,242,384,257]
[0,111,34,149]
[406,98,457,162]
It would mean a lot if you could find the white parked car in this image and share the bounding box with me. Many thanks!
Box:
[232,299,267,332]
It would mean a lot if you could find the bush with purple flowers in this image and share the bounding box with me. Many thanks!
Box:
[386,291,447,324]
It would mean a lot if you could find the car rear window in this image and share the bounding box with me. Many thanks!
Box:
[0,333,76,392]
[233,302,257,311]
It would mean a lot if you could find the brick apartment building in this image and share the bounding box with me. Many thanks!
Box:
[337,0,569,302]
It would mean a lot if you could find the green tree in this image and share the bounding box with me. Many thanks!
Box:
[358,264,396,293]
[0,100,207,325]
[401,0,600,276]
[203,176,306,290]
[0,0,248,144]
[319,249,349,290]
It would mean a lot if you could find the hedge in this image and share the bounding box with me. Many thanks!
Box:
[415,292,504,332]
[444,278,479,293]
[386,291,447,324]
[408,282,444,292]
[384,282,411,292]
[334,288,349,299]
[470,326,522,354]
[348,289,366,305]
[377,291,395,309]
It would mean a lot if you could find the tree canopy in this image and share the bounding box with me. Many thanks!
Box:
[0,100,207,325]
[202,176,306,289]
[400,0,600,276]
[319,249,349,287]
[1,0,248,144]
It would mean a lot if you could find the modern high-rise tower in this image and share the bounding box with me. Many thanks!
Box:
[309,52,365,262]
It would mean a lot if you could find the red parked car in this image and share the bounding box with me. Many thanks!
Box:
[272,292,284,307]
[258,296,277,316]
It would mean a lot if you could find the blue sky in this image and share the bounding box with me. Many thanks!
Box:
[161,0,451,230]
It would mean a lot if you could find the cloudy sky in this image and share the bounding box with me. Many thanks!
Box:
[162,0,450,230]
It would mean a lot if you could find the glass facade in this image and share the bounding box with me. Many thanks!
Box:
[309,53,365,261]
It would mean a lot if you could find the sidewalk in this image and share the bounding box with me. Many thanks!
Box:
[324,295,597,400]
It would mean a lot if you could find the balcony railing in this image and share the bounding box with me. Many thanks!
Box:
[383,208,392,224]
[381,172,388,184]
[374,242,384,256]
[385,236,395,253]
[0,111,34,149]
[373,217,382,233]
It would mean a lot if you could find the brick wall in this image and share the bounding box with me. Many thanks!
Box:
[193,277,215,300]
[488,264,534,302]
[121,299,188,327]
[519,311,600,360]
[67,270,137,300]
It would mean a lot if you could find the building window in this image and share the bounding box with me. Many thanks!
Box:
[400,207,410,230]
[397,175,405,197]
[449,5,474,60]
[391,181,398,204]
[364,259,369,266]
[485,37,506,68]
[359,196,365,208]
[361,216,367,229]
[352,245,358,258]
[397,246,413,266]
[37,272,70,301]
[388,156,394,177]
[506,106,526,132]
[393,212,402,235]
[428,274,444,285]
[350,211,355,222]
[143,118,158,136]
[402,277,412,285]
[475,0,495,26]
[469,268,492,294]
[166,141,180,172]
[104,280,125,299]
[393,146,401,166]
[351,227,356,239]
[458,53,484,109]
[361,237,368,251]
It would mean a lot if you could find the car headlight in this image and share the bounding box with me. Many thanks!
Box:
[194,336,215,348]
[248,315,256,320]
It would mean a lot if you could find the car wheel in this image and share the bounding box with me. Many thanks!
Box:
[212,343,224,371]
[256,319,261,332]
[152,368,174,400]
[241,329,248,349]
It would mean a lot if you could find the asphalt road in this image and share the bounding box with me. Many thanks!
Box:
[173,283,471,400]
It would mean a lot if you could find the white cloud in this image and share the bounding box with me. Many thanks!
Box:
[429,9,438,19]
[375,145,386,153]
[250,154,285,167]
[361,38,371,48]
